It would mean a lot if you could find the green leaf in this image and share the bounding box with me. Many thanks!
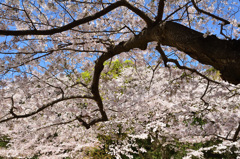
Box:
[81,71,92,83]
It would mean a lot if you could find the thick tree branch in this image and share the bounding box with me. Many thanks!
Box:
[0,24,157,127]
[76,116,91,129]
[88,26,160,126]
[89,21,240,122]
[97,21,240,85]
[0,0,152,36]
[156,21,240,84]
[155,0,165,23]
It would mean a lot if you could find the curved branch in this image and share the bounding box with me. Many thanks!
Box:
[0,0,152,36]
[0,95,93,123]
[191,0,230,25]
[88,25,160,126]
[76,116,106,129]
[0,24,156,127]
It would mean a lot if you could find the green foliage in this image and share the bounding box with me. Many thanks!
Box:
[119,138,226,159]
[77,59,133,85]
[84,132,119,159]
[203,145,238,159]
[81,71,92,84]
[205,67,221,80]
[84,147,114,159]
[29,154,39,159]
[191,116,207,126]
[102,59,134,79]
[0,135,10,148]
[87,127,237,159]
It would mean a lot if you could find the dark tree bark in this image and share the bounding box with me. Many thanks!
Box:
[105,21,240,85]
[155,21,240,85]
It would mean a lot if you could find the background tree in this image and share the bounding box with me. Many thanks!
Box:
[0,0,240,158]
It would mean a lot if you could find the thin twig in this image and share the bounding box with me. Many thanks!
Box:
[21,0,37,30]
[156,44,220,85]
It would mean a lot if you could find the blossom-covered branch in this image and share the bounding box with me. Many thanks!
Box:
[0,95,94,123]
[0,0,152,36]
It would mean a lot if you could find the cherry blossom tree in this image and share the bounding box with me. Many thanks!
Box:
[0,0,240,158]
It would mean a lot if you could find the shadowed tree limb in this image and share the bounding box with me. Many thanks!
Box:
[0,0,153,36]
[156,21,240,84]
[155,0,165,23]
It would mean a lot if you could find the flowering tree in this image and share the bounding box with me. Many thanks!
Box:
[0,0,240,158]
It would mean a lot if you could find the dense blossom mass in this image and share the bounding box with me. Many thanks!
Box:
[0,0,240,158]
